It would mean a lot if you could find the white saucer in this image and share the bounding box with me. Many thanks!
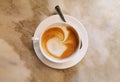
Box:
[33,15,88,69]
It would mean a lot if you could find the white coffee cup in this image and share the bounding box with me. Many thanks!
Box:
[32,22,82,63]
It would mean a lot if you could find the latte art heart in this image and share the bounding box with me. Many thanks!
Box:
[41,26,79,59]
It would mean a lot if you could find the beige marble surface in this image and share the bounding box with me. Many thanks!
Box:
[0,0,120,82]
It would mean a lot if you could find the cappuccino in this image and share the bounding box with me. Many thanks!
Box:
[40,23,79,59]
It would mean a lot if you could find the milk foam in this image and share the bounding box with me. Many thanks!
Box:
[49,23,69,41]
[45,23,69,57]
[41,23,79,59]
[47,38,67,57]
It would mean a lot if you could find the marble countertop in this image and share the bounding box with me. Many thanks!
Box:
[0,0,120,82]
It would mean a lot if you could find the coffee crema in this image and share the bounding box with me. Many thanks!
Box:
[41,25,79,59]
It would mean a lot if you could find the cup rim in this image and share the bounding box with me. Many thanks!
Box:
[39,22,81,63]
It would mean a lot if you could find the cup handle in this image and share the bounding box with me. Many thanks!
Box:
[32,37,39,41]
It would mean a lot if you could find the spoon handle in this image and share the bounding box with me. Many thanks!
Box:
[55,5,66,22]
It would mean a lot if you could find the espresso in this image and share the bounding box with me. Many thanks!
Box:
[41,23,79,59]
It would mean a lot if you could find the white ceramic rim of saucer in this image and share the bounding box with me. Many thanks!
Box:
[32,15,88,69]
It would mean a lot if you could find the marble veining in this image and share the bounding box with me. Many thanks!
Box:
[0,0,120,82]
